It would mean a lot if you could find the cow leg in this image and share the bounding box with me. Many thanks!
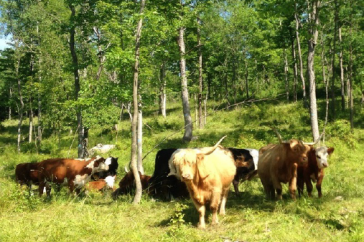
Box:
[45,182,52,197]
[193,202,206,229]
[288,164,298,200]
[210,191,221,226]
[306,179,314,197]
[233,179,240,196]
[38,179,46,197]
[68,180,75,194]
[297,177,304,198]
[261,178,275,200]
[272,177,283,200]
[219,187,230,215]
[316,171,324,198]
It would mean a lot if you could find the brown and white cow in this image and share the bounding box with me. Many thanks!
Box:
[37,156,109,196]
[258,139,310,200]
[87,175,117,192]
[297,146,334,198]
[168,136,236,229]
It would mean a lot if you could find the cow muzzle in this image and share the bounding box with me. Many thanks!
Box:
[181,173,192,181]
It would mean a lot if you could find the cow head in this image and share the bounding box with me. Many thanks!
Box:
[104,175,116,189]
[168,136,227,181]
[90,157,109,172]
[314,146,334,169]
[287,139,310,165]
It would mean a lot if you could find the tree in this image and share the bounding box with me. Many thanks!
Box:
[307,0,321,141]
[130,0,146,204]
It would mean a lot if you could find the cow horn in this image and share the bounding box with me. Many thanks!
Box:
[124,166,129,173]
[303,132,325,146]
[270,127,285,143]
[202,135,227,155]
[167,172,176,177]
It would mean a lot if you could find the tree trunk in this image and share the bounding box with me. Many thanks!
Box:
[9,87,12,120]
[307,0,321,142]
[245,54,249,99]
[291,36,298,102]
[338,27,345,111]
[137,109,144,175]
[295,1,307,105]
[349,11,354,130]
[36,20,42,143]
[29,98,33,143]
[321,32,329,141]
[38,82,42,143]
[69,5,84,158]
[197,17,204,129]
[15,57,24,153]
[159,63,167,117]
[331,0,338,121]
[284,49,289,102]
[131,0,145,204]
[178,26,193,142]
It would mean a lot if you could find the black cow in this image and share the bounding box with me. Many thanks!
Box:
[148,149,189,200]
[229,148,259,195]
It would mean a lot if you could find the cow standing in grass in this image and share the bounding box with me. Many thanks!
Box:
[37,157,109,196]
[297,146,334,197]
[258,139,310,200]
[168,136,236,229]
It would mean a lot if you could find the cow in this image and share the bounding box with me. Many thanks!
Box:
[92,156,118,180]
[37,156,109,197]
[112,167,151,199]
[168,136,236,229]
[15,162,39,188]
[297,146,334,198]
[148,147,259,200]
[229,148,259,195]
[258,139,311,200]
[87,175,117,192]
[147,148,189,200]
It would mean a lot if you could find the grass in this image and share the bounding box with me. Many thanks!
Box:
[1,98,364,242]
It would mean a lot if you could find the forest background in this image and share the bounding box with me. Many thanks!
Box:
[0,0,364,241]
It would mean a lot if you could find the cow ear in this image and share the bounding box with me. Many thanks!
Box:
[327,147,334,155]
[196,154,209,179]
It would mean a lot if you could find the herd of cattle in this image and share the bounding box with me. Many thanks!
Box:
[15,135,334,229]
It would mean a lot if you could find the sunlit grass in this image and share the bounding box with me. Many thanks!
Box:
[1,99,363,241]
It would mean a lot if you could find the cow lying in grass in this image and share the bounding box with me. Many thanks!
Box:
[112,168,151,199]
[87,175,117,192]
[297,146,334,198]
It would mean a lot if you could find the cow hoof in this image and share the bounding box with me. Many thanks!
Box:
[197,224,206,229]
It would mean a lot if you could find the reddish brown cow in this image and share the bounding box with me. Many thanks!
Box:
[15,162,39,188]
[258,140,310,200]
[87,175,116,192]
[37,156,109,196]
[297,146,334,198]
[112,168,151,199]
[168,136,236,229]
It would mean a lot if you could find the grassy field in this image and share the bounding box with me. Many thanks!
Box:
[1,99,364,242]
